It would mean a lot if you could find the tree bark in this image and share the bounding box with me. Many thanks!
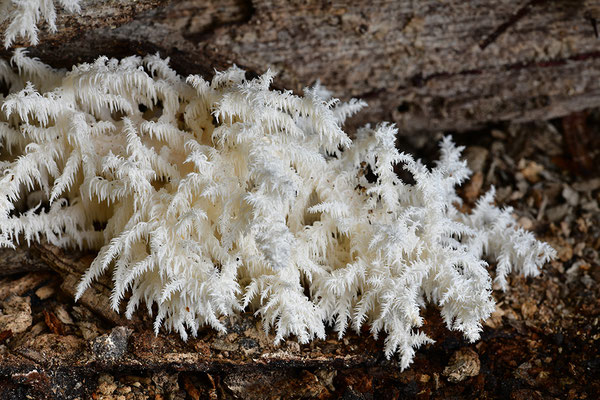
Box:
[1,0,599,134]
[0,248,47,276]
[0,0,170,49]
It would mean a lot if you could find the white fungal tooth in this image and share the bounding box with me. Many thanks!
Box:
[0,52,555,370]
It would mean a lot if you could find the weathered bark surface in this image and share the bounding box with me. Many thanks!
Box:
[1,0,599,134]
[0,248,47,276]
[0,0,170,49]
[34,245,138,327]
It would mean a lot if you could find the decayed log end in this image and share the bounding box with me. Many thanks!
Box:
[1,0,599,134]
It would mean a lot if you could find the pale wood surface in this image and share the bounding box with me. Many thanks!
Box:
[2,0,598,134]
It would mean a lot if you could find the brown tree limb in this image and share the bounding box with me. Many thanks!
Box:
[0,244,138,326]
[6,0,599,135]
[0,248,48,276]
[0,0,170,50]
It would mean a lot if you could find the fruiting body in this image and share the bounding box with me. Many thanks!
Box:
[0,52,555,369]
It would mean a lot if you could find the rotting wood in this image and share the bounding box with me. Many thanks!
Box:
[0,0,170,50]
[1,0,598,134]
[0,248,48,276]
[34,244,142,327]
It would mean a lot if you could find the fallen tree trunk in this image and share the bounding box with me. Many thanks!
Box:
[0,0,170,49]
[0,248,47,276]
[1,0,599,134]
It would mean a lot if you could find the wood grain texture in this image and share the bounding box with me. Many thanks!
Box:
[6,0,599,135]
[0,0,170,49]
[0,248,47,276]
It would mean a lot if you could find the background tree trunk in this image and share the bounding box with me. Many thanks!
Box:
[1,0,600,134]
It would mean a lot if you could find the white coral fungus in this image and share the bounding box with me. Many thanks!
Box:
[1,0,81,48]
[0,51,555,369]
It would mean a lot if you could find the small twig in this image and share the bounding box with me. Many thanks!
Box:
[480,0,545,49]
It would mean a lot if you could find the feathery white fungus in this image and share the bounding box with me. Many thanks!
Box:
[0,51,555,369]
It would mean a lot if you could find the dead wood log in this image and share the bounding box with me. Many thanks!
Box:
[0,0,170,49]
[0,248,48,276]
[0,245,137,326]
[0,245,393,398]
[0,0,598,134]
[34,244,142,327]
